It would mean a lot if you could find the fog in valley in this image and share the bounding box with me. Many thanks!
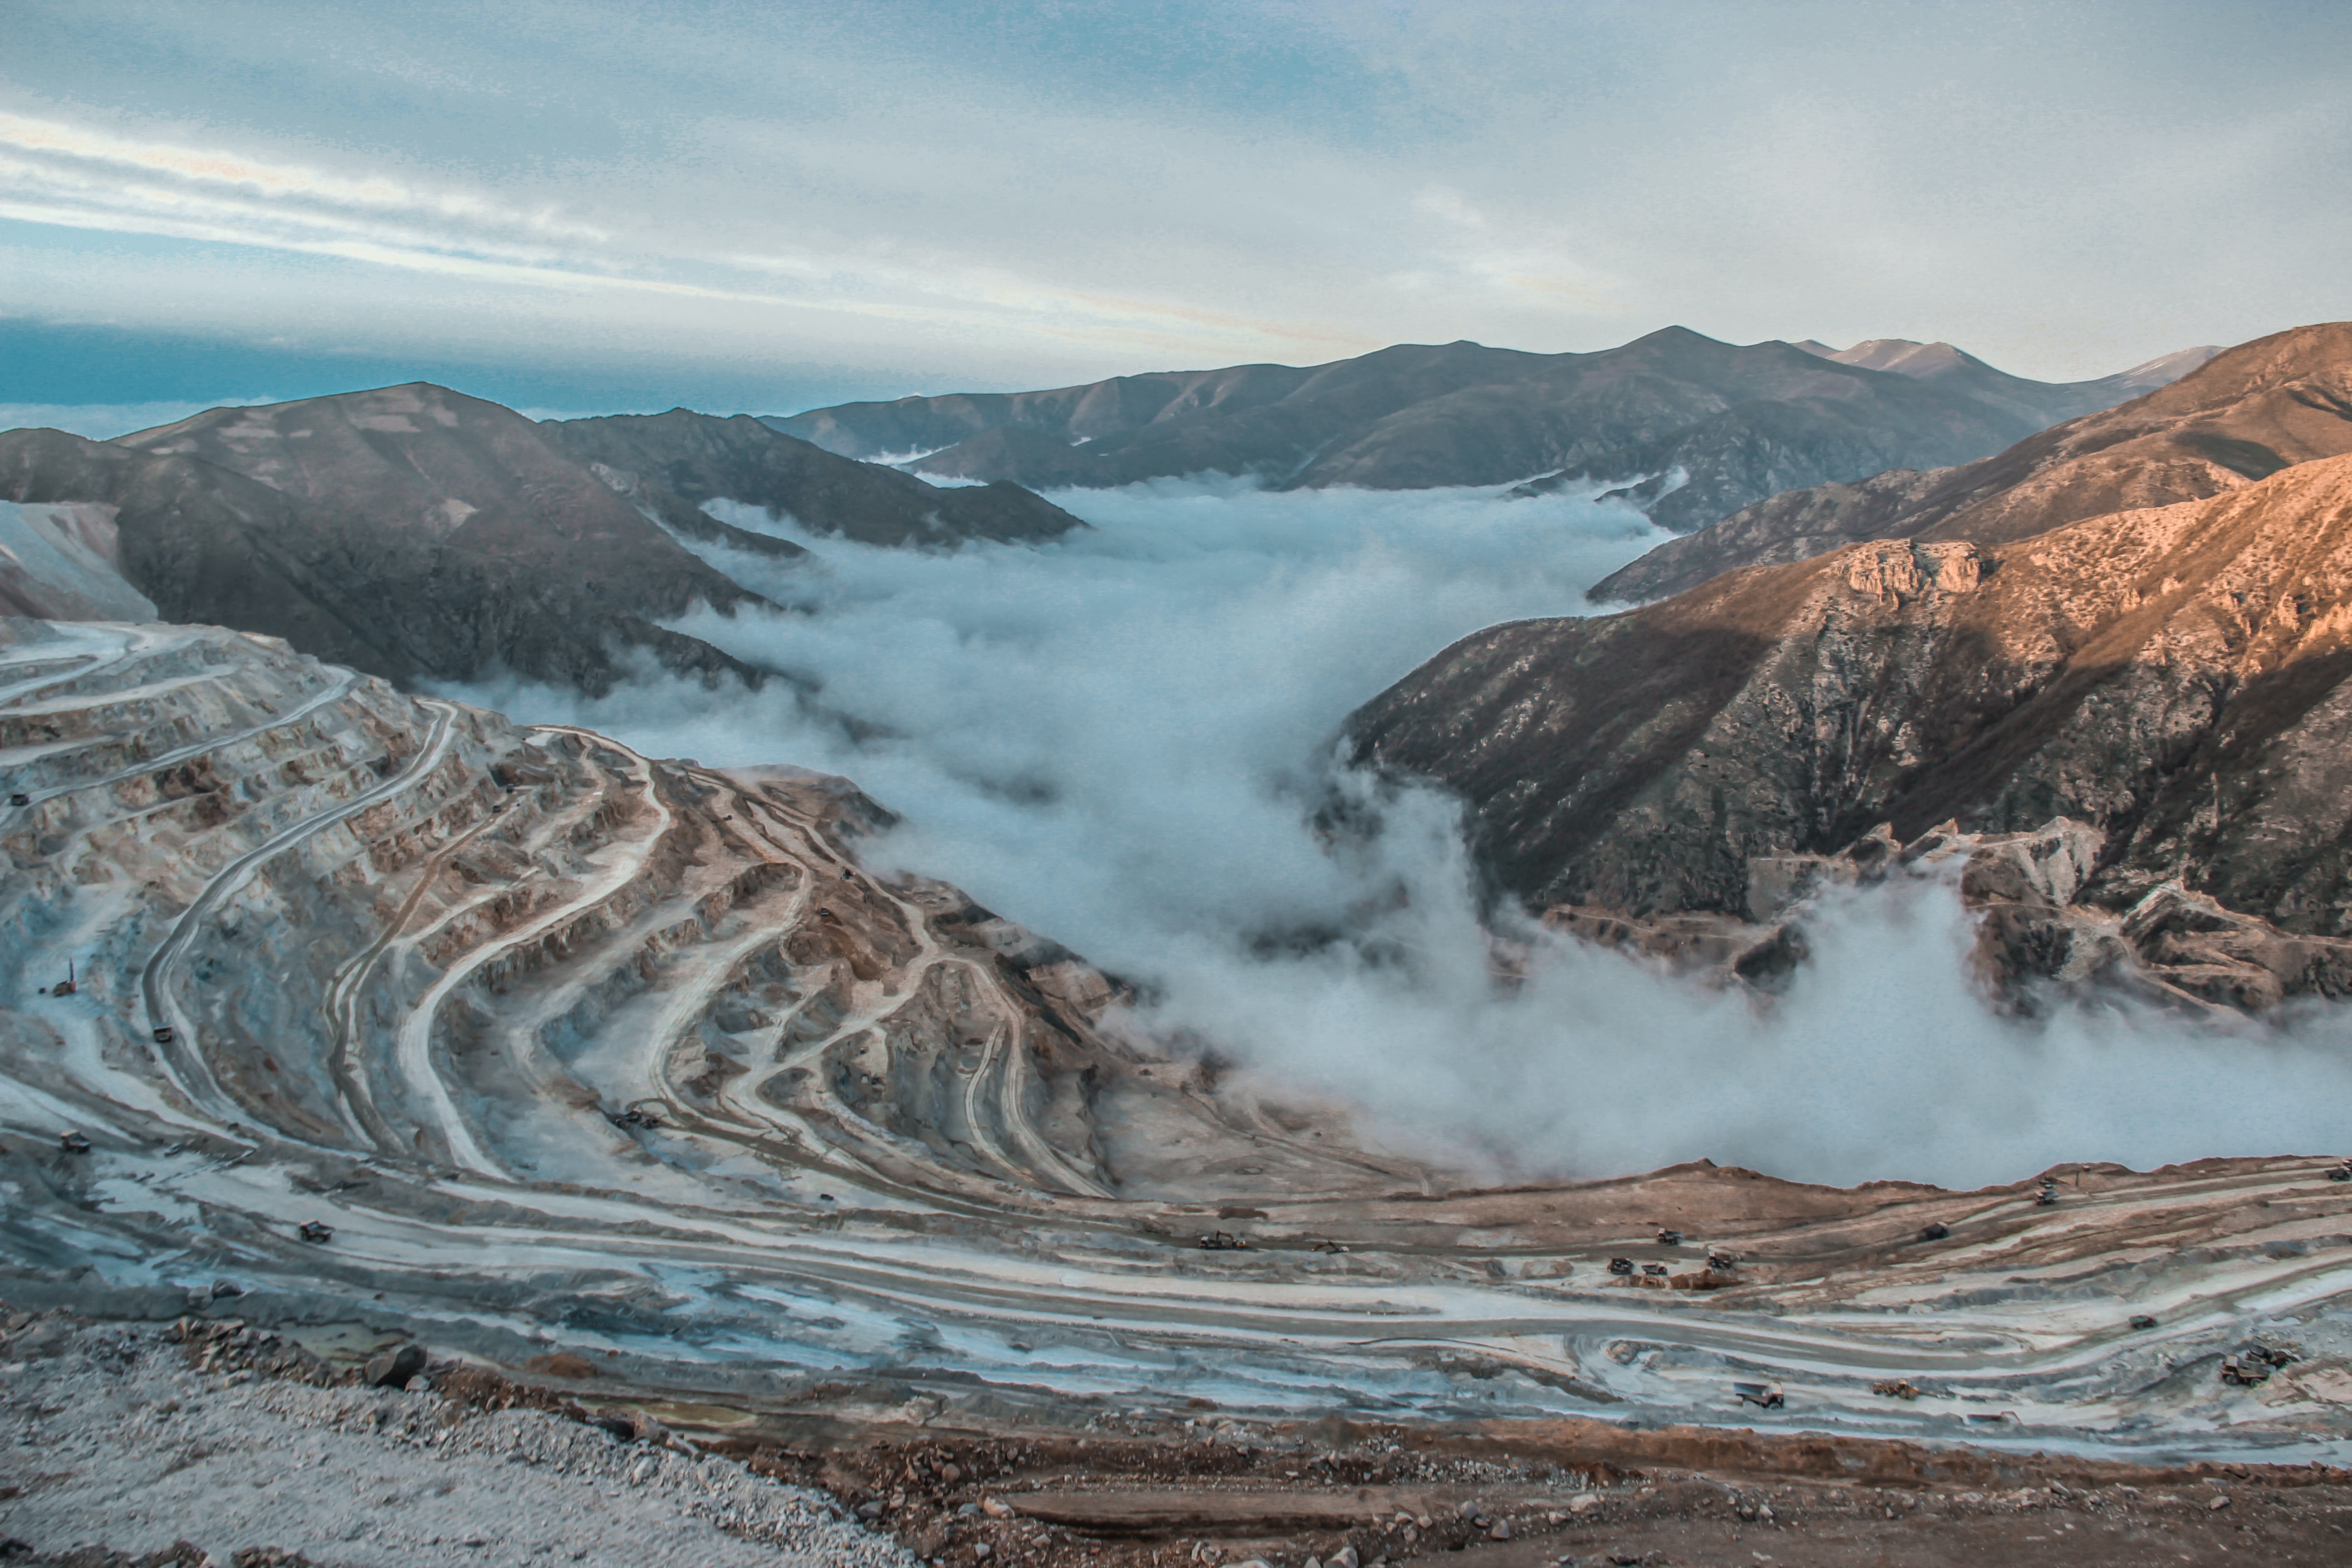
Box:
[450,480,2352,1191]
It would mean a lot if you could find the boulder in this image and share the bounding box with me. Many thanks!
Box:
[363,1342,427,1389]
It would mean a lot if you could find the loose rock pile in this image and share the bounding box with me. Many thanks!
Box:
[0,1308,918,1568]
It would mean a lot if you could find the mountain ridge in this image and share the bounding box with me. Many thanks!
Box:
[774,326,2213,532]
[0,382,1084,695]
[1593,323,2352,602]
[543,407,1084,549]
[1350,448,2352,1006]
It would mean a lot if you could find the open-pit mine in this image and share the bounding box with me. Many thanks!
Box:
[6,611,2351,1497]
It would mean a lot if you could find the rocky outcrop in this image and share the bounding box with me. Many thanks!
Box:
[543,408,1085,548]
[1556,813,2352,1013]
[774,328,2201,529]
[1351,453,2352,1004]
[1595,323,2352,602]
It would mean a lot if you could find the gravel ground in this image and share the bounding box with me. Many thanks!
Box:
[0,1314,921,1568]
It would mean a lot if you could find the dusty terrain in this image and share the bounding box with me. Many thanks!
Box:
[3,612,2350,1475]
[0,1308,913,1567]
[6,612,2352,1565]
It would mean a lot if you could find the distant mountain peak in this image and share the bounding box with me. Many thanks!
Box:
[1590,320,2352,604]
[2104,344,2224,392]
[1830,339,1974,377]
[774,325,2229,531]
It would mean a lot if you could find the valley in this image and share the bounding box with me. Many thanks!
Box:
[11,7,2350,1562]
[5,617,2352,1485]
[8,332,2352,1568]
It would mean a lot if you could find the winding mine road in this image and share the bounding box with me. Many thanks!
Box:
[385,725,671,1176]
[141,698,459,1122]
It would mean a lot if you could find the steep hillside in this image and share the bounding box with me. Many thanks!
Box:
[1,388,777,693]
[775,328,2206,532]
[1353,454,2352,1007]
[545,408,1084,548]
[1,385,1093,695]
[1596,323,2352,602]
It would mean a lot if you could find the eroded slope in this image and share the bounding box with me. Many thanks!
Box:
[1355,455,2352,1004]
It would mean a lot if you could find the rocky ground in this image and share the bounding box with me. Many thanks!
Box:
[0,1306,914,1568]
[6,1304,2349,1568]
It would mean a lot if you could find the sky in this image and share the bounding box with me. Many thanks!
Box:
[5,0,2350,430]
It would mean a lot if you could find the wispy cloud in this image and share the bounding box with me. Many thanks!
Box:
[2,0,2347,394]
[0,104,1374,362]
[0,112,611,240]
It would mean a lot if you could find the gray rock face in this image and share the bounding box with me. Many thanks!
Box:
[363,1341,427,1388]
[775,328,2195,529]
[1595,322,2352,603]
[1351,452,2352,1005]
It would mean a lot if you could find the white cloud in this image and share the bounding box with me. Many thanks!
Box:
[443,478,2352,1190]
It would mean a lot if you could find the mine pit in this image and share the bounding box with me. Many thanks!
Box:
[8,595,2352,1564]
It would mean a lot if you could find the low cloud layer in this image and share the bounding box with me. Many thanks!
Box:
[449,479,2352,1191]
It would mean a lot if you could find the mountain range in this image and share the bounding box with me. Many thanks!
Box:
[12,315,2352,1542]
[775,328,2213,531]
[0,384,1084,692]
[1594,324,2351,602]
[10,322,2349,1016]
[1350,322,2352,1009]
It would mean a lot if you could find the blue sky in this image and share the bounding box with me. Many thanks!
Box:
[5,0,2349,431]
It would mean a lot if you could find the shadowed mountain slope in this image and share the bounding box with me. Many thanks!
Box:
[544,408,1084,548]
[775,328,2205,532]
[1596,324,2352,602]
[0,386,777,693]
[1352,453,2352,1000]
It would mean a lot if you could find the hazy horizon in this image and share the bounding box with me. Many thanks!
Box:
[6,0,2349,433]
